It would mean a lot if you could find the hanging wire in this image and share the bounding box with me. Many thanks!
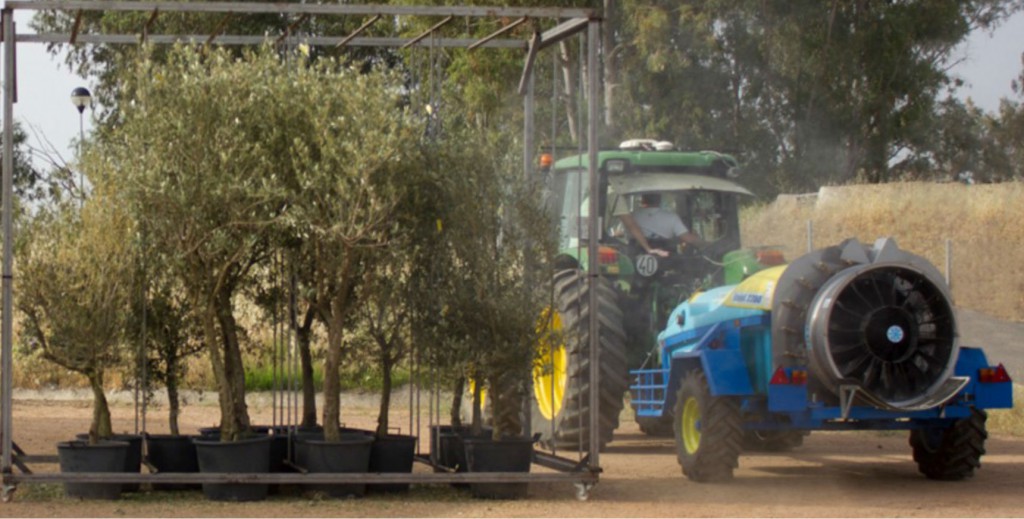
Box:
[272,252,280,429]
[140,231,148,437]
[291,256,300,432]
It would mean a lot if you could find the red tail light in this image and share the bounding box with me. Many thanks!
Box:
[756,248,786,266]
[790,370,808,385]
[769,367,790,385]
[598,246,618,265]
[770,366,808,385]
[979,364,1012,383]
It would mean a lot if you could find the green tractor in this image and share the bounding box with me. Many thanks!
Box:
[533,139,783,450]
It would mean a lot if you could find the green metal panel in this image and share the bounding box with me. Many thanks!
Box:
[553,150,739,170]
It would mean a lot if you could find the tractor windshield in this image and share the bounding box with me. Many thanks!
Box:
[546,168,748,250]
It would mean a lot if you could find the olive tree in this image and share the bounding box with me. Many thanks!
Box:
[92,46,301,441]
[18,193,133,443]
[279,62,426,443]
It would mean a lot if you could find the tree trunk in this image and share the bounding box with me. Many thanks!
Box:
[212,287,251,441]
[201,303,228,433]
[322,308,344,442]
[450,376,464,427]
[88,370,112,444]
[297,306,318,428]
[166,360,181,436]
[471,378,483,435]
[376,355,393,437]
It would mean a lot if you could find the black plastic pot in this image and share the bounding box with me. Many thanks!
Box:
[145,434,200,491]
[463,437,533,499]
[75,433,142,492]
[294,434,373,498]
[368,434,417,493]
[193,435,272,502]
[430,426,492,488]
[57,440,129,500]
[429,425,466,472]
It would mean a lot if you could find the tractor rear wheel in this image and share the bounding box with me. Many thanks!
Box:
[909,408,987,480]
[531,269,628,451]
[673,369,743,482]
[637,416,675,437]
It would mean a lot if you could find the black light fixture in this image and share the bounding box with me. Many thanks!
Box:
[70,87,92,203]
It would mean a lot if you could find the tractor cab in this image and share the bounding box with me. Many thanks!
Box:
[542,140,767,369]
[543,139,751,286]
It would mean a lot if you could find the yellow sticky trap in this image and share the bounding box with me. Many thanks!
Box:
[436,219,443,233]
[298,43,310,57]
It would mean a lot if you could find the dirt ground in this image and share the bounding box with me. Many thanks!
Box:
[1,307,1022,518]
[0,394,1021,518]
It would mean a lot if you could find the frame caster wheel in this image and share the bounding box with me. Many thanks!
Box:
[1,484,15,503]
[574,482,594,501]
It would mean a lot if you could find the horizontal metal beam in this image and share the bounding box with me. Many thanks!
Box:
[19,33,526,49]
[537,17,590,52]
[5,1,594,20]
[4,470,599,485]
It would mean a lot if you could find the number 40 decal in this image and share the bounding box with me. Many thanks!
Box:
[635,254,658,277]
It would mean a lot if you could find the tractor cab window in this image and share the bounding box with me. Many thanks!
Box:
[607,190,736,245]
[546,168,591,249]
[671,191,731,243]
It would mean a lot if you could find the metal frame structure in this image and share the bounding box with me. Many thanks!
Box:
[0,1,605,500]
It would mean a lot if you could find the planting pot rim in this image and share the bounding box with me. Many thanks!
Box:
[192,434,274,446]
[57,440,130,450]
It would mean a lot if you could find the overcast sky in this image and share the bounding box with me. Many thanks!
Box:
[8,9,1024,171]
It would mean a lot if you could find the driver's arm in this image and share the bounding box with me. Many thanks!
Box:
[679,231,704,248]
[620,213,669,257]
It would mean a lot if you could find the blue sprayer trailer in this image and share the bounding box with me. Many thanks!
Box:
[630,238,1013,482]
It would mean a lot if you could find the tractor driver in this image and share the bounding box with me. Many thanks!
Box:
[617,193,703,258]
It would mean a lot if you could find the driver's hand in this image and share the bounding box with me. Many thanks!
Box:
[649,248,669,258]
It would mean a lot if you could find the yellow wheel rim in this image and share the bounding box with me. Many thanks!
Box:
[467,378,487,412]
[534,307,567,420]
[681,397,701,454]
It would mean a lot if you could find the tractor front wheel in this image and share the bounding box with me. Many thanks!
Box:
[673,369,743,482]
[909,408,987,480]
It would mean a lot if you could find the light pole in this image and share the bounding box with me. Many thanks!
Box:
[70,86,91,203]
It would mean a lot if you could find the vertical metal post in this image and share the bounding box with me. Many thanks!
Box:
[522,70,534,439]
[585,18,600,471]
[1,9,15,475]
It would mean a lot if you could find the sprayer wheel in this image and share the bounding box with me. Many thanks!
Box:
[673,369,743,482]
[910,408,988,481]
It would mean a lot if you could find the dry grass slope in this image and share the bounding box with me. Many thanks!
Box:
[741,181,1024,322]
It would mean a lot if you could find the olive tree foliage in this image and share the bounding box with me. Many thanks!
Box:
[276,63,426,443]
[134,271,205,436]
[17,189,133,443]
[418,122,556,439]
[91,45,310,441]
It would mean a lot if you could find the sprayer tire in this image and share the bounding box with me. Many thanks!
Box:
[674,369,743,482]
[910,408,987,481]
[531,269,628,451]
